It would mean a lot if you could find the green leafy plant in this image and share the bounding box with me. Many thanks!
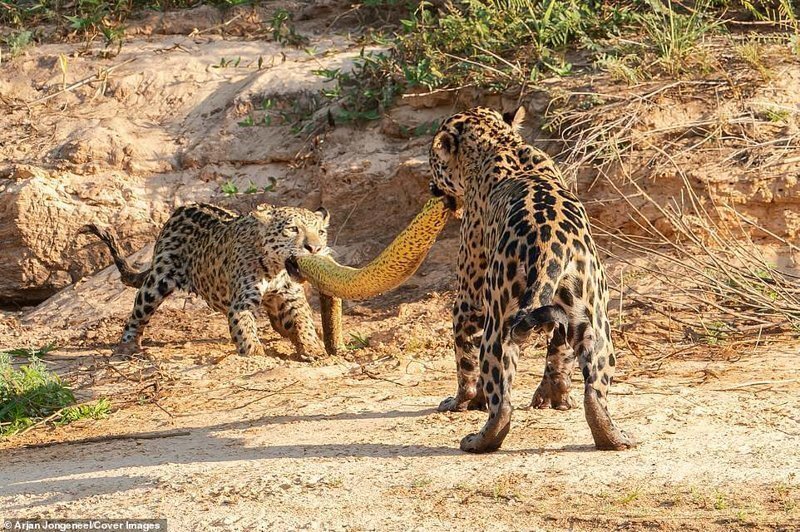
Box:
[594,53,643,84]
[212,56,241,69]
[308,0,642,124]
[273,93,324,133]
[244,180,259,194]
[263,176,278,192]
[736,37,772,79]
[411,476,433,488]
[62,0,134,50]
[237,115,255,127]
[764,107,792,123]
[269,8,307,47]
[0,353,109,437]
[2,29,33,57]
[616,487,641,506]
[400,57,441,90]
[326,0,800,121]
[394,0,633,89]
[790,33,800,56]
[237,94,322,133]
[713,491,729,510]
[221,181,239,195]
[55,398,111,426]
[315,50,401,122]
[701,320,731,345]
[413,119,441,137]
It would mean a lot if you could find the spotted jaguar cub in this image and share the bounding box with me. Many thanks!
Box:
[429,106,634,453]
[81,202,330,360]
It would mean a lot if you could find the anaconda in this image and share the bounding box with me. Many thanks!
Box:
[304,196,451,355]
[297,196,450,300]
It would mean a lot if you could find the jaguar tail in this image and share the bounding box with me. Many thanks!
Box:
[79,224,149,288]
[509,304,569,344]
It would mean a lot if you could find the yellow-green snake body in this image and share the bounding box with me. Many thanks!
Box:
[298,197,450,300]
[301,197,451,355]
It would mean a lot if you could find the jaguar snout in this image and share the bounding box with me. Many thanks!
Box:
[304,243,323,254]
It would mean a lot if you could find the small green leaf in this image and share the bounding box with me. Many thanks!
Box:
[221,181,239,195]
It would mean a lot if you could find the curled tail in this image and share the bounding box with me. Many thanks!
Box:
[509,304,568,344]
[79,224,148,288]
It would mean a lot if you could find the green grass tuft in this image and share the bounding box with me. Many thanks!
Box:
[346,332,371,350]
[56,397,111,426]
[638,0,720,75]
[0,352,110,437]
[2,29,33,57]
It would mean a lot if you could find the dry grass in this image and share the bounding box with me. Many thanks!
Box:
[540,56,800,355]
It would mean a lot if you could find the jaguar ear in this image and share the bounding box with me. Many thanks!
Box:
[432,130,457,161]
[502,106,526,130]
[315,206,330,226]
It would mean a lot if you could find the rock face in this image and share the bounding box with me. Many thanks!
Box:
[0,166,158,304]
[0,29,394,306]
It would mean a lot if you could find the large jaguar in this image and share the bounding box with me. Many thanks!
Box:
[429,106,634,453]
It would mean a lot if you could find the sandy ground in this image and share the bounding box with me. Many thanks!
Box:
[1,287,799,531]
[1,4,799,531]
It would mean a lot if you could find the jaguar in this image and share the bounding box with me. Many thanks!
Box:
[81,202,330,360]
[429,106,634,453]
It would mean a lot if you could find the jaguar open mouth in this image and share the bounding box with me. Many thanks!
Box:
[285,256,304,281]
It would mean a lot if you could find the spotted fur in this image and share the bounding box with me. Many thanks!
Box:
[81,202,330,360]
[430,106,634,453]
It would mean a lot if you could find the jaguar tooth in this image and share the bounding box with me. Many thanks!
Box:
[297,196,450,300]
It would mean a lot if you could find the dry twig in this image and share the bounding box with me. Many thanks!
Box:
[19,430,191,450]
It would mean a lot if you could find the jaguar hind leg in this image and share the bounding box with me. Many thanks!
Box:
[438,296,486,412]
[118,272,176,356]
[459,262,519,453]
[460,337,518,453]
[575,319,635,451]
